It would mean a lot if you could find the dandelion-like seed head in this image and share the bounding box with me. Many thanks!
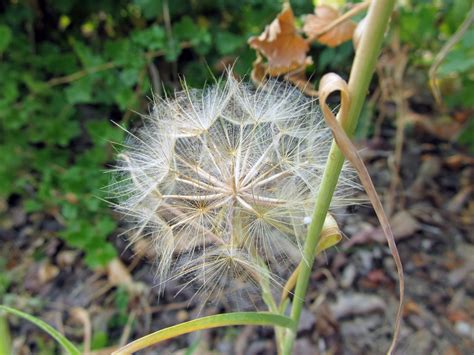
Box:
[111,74,357,306]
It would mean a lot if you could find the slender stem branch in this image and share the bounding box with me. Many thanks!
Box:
[281,1,396,354]
[307,1,370,42]
[46,43,192,87]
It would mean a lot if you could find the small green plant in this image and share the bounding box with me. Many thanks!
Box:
[0,0,282,269]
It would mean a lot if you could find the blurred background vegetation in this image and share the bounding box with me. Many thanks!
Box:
[0,0,472,351]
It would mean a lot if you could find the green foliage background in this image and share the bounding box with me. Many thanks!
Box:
[0,0,471,268]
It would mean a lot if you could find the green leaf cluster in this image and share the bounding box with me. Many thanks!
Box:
[0,0,284,268]
[398,0,473,109]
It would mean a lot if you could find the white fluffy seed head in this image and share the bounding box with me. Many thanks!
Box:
[110,74,358,306]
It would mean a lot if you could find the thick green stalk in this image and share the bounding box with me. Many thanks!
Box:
[281,1,396,353]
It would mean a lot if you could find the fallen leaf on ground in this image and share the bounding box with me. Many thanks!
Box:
[56,250,79,267]
[447,309,470,323]
[107,258,133,286]
[106,258,146,295]
[303,5,356,47]
[248,4,311,75]
[447,186,472,213]
[330,293,386,319]
[365,269,390,285]
[407,111,465,141]
[70,307,91,353]
[444,154,474,169]
[38,261,59,284]
[345,210,421,247]
[447,260,474,287]
[403,300,422,317]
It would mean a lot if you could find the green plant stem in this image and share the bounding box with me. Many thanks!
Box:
[281,1,396,354]
[0,314,12,355]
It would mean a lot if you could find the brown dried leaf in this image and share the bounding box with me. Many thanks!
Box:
[329,293,386,319]
[106,258,146,295]
[345,210,421,246]
[304,5,356,47]
[318,73,404,353]
[279,214,342,305]
[317,213,342,254]
[248,5,311,76]
[406,111,465,141]
[70,307,91,353]
[250,54,268,86]
[107,258,133,287]
[38,261,59,284]
[284,71,319,97]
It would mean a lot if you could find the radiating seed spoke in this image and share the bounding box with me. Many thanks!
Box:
[199,134,227,180]
[242,169,291,191]
[159,203,222,244]
[162,193,225,201]
[175,155,227,189]
[236,195,257,213]
[240,192,287,206]
[240,135,280,187]
[175,175,228,193]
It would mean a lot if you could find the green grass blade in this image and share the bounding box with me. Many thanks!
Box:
[113,312,295,354]
[0,314,12,355]
[0,305,81,355]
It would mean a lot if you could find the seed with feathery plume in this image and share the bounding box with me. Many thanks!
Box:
[110,74,357,303]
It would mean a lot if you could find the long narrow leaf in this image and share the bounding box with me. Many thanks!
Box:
[113,312,295,354]
[0,305,81,355]
[318,73,404,354]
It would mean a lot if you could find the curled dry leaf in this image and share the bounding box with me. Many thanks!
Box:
[248,5,311,76]
[353,16,367,50]
[318,73,404,354]
[303,5,356,47]
[250,54,268,86]
[280,213,342,305]
[317,213,343,254]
